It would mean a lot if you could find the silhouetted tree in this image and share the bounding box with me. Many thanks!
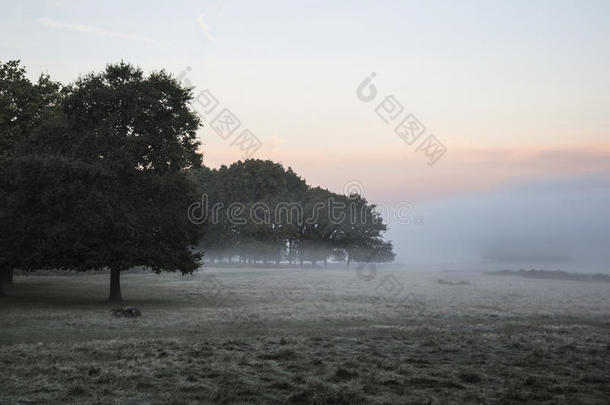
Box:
[1,61,203,300]
[0,60,61,291]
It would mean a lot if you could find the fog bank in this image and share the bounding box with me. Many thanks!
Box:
[388,172,610,273]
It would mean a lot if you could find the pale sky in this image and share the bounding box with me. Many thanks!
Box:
[2,0,609,268]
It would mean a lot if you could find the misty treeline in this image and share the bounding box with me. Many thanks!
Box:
[0,60,394,300]
[193,160,395,266]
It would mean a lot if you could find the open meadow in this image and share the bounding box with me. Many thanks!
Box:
[1,266,609,404]
[4,1,610,404]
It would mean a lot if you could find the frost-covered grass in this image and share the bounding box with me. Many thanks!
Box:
[1,267,609,404]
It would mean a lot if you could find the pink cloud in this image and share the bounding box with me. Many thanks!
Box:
[202,141,610,203]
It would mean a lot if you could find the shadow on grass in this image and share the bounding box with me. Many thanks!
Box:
[0,274,201,309]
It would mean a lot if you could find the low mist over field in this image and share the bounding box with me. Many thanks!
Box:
[388,173,610,272]
[2,268,610,403]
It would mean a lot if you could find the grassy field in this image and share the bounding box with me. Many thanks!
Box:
[1,266,609,404]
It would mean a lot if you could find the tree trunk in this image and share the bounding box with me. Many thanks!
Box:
[109,268,122,302]
[0,271,4,297]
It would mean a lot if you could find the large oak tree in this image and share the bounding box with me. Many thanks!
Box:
[1,61,203,300]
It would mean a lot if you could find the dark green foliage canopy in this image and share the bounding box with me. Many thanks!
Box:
[0,60,60,157]
[194,159,395,265]
[0,61,203,298]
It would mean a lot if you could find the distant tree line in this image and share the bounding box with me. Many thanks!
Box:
[193,160,395,266]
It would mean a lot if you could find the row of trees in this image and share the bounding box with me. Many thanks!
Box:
[0,60,395,300]
[194,160,395,266]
